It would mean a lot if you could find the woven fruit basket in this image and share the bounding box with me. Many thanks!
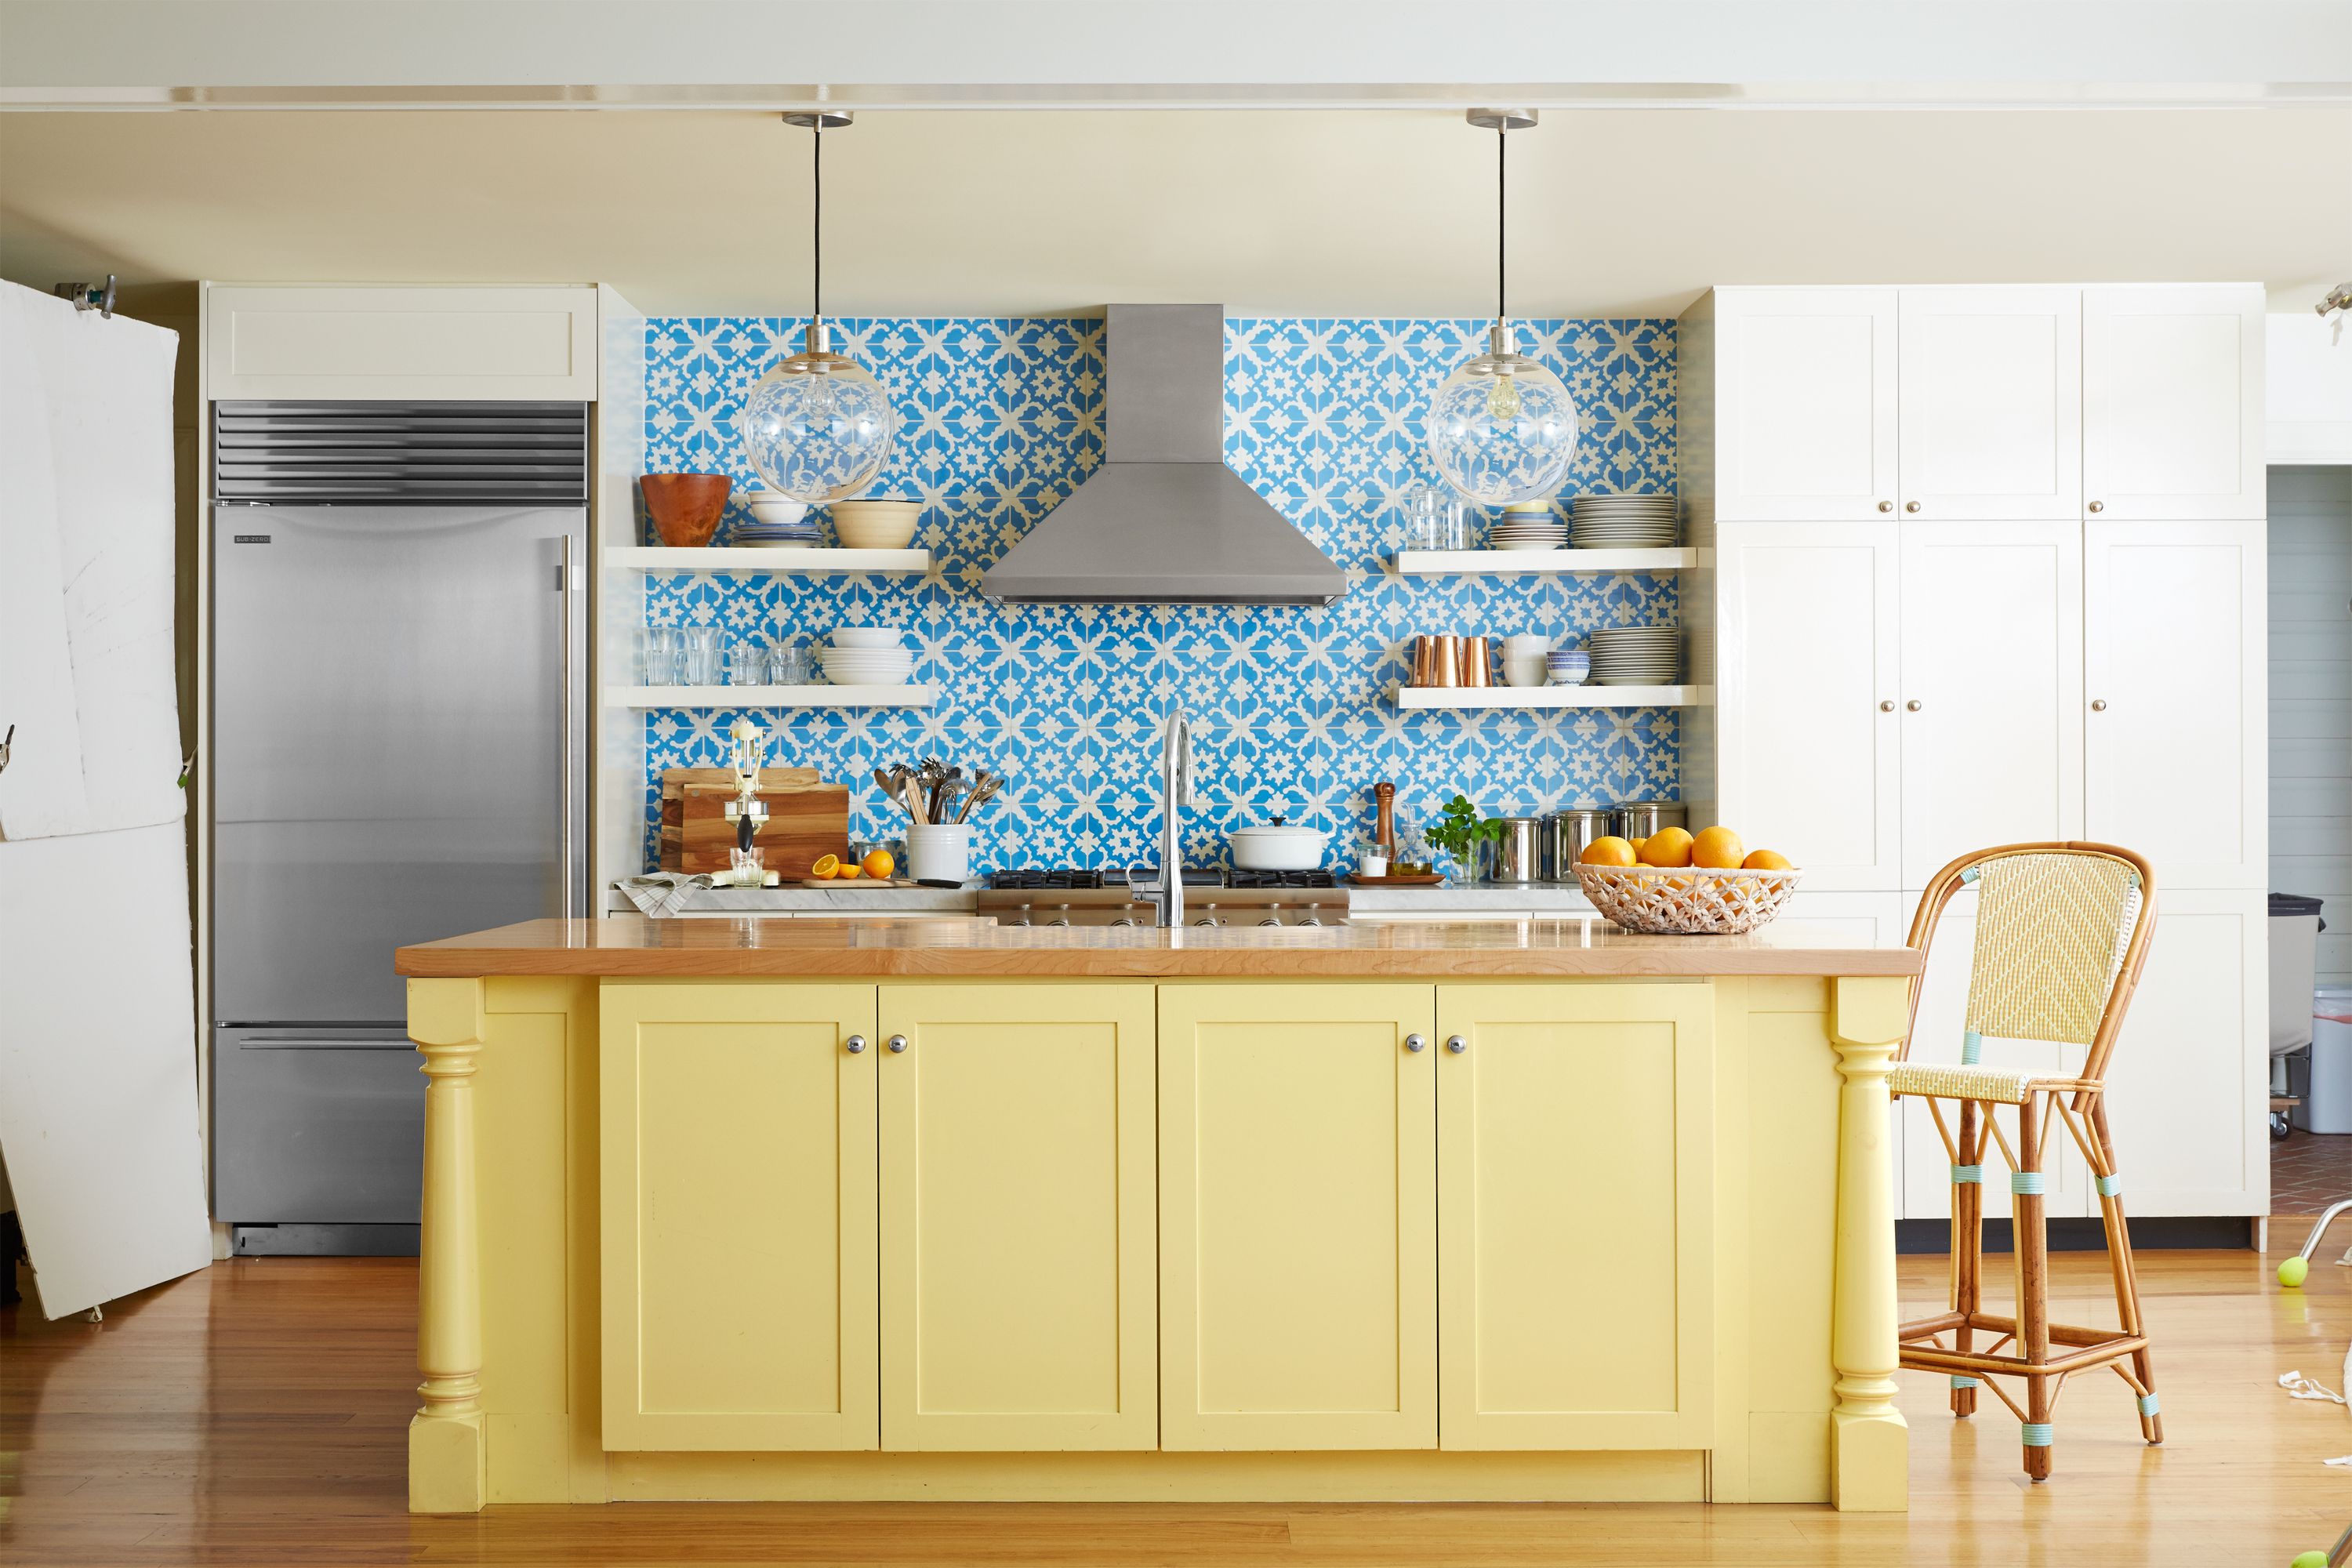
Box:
[1573,862,1805,935]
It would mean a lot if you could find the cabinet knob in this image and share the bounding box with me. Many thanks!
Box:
[1905,699,1923,712]
[2090,699,2108,712]
[887,1034,909,1054]
[1877,500,1893,514]
[1904,501,1922,514]
[1405,1033,1427,1053]
[845,1034,867,1054]
[2088,500,2104,514]
[1446,1034,1468,1054]
[1879,699,1896,713]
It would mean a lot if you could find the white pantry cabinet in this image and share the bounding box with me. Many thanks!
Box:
[1705,289,1900,521]
[2082,521,2267,888]
[1896,287,2082,521]
[1712,524,1900,890]
[2083,285,2267,521]
[1896,521,2084,883]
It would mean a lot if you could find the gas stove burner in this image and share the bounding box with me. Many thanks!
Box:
[1227,868,1340,890]
[986,868,1105,891]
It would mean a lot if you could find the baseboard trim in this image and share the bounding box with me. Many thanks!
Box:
[1896,1216,2256,1254]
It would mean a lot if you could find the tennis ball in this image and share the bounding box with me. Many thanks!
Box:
[2278,1254,2310,1288]
[2291,1551,2327,1568]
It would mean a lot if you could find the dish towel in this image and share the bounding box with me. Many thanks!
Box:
[2280,1347,2352,1467]
[618,873,710,918]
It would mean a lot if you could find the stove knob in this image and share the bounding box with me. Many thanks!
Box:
[1297,914,1322,927]
[1008,903,1033,927]
[1194,914,1221,927]
[1047,902,1073,928]
[1109,916,1141,927]
[1258,915,1284,927]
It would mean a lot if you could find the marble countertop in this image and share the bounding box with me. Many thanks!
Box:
[399,916,1920,980]
[609,882,1599,916]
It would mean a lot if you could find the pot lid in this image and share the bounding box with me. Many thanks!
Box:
[1232,815,1328,838]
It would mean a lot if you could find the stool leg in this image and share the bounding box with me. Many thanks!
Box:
[2090,1099,2162,1445]
[1952,1098,1980,1420]
[2016,1094,2054,1482]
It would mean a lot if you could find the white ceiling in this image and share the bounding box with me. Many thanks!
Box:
[2,105,2345,319]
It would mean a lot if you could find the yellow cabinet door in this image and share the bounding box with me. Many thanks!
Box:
[599,981,877,1451]
[877,982,1156,1450]
[1436,983,1715,1450]
[1158,982,1437,1450]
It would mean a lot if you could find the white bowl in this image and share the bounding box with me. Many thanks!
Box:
[829,499,922,550]
[744,496,811,529]
[827,625,906,650]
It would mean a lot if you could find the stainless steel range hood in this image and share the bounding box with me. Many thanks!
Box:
[982,304,1346,605]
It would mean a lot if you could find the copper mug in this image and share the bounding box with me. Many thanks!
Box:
[1416,634,1461,688]
[1460,636,1494,688]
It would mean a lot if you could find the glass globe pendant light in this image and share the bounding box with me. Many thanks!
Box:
[1425,108,1578,506]
[740,111,897,503]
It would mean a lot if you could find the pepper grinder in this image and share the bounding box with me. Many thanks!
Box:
[1373,780,1397,861]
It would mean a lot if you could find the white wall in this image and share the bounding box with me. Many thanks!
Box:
[2270,465,2352,984]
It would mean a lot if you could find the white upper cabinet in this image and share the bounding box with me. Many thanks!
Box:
[1897,521,2084,887]
[203,285,599,401]
[1896,287,2082,521]
[2082,285,2266,521]
[2082,521,2267,888]
[1714,523,1900,889]
[1712,289,1899,521]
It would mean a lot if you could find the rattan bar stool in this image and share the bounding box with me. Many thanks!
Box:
[1890,841,2162,1483]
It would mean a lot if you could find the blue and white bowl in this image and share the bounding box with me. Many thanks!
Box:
[1544,649,1592,686]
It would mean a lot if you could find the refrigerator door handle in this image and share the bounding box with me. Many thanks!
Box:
[558,529,575,920]
[235,1037,417,1051]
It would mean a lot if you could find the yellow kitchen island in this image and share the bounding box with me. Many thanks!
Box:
[393,916,1922,1515]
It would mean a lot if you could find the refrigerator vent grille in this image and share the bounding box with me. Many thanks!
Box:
[213,401,589,504]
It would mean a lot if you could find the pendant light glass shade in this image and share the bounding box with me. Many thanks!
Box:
[741,113,897,503]
[1425,110,1577,506]
[1426,320,1577,506]
[742,321,896,502]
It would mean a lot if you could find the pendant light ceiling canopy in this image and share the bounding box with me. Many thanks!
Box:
[1424,107,1579,508]
[740,109,898,503]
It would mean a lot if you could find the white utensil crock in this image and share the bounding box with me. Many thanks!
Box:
[906,824,974,883]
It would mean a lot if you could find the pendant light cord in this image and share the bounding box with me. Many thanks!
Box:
[811,118,824,324]
[1496,125,1507,323]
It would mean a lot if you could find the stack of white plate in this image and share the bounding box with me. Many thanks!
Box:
[818,625,914,686]
[1570,494,1680,549]
[1486,503,1568,552]
[1584,626,1682,686]
[735,495,820,548]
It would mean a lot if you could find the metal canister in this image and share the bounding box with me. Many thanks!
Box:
[1613,800,1687,841]
[1543,808,1616,878]
[1480,816,1544,883]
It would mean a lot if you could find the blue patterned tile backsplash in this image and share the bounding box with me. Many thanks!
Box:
[639,314,1679,873]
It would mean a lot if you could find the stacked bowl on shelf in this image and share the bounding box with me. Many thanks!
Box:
[735,494,820,547]
[830,499,923,550]
[1486,500,1568,551]
[818,625,916,687]
[1584,626,1682,686]
[1569,494,1679,549]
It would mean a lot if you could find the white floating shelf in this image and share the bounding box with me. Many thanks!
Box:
[607,546,931,575]
[607,684,938,710]
[1393,684,1713,710]
[1389,548,1708,575]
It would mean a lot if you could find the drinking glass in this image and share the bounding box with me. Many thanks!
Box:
[768,639,812,685]
[642,626,684,686]
[727,641,770,686]
[1400,481,1465,551]
[681,626,723,686]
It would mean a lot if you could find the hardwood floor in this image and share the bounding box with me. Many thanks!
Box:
[4,1243,2347,1566]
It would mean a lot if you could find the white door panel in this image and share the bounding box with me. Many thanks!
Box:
[2083,521,2267,889]
[1715,289,1899,521]
[2082,285,2265,521]
[1898,287,2082,521]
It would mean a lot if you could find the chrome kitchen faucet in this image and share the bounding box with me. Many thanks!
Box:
[1129,708,1200,927]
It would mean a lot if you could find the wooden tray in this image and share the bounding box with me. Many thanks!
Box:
[1346,872,1447,886]
[659,767,847,877]
[797,877,921,889]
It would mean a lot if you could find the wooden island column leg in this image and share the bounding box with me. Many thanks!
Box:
[1828,975,1911,1512]
[408,978,488,1515]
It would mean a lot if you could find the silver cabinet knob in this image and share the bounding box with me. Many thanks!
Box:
[1905,699,1923,712]
[1405,1033,1427,1053]
[1446,1034,1468,1054]
[845,1034,868,1054]
[1879,699,1896,713]
[1904,500,1922,514]
[2088,500,2104,514]
[1877,500,1893,514]
[2090,699,2108,712]
[887,1034,908,1054]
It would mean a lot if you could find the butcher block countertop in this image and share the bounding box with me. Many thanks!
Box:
[395,915,1924,979]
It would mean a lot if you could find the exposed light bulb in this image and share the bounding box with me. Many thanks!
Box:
[1485,372,1522,424]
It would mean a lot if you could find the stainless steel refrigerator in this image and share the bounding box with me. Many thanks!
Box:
[209,401,587,1254]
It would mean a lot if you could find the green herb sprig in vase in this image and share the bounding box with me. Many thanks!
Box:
[1425,793,1504,886]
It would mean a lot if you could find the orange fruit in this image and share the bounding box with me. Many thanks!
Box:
[1742,848,1792,870]
[1628,836,1649,855]
[1578,835,1637,867]
[1691,826,1745,869]
[1638,826,1694,868]
[837,863,864,880]
[809,853,840,880]
[861,848,895,880]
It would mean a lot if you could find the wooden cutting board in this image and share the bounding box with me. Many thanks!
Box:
[658,767,848,877]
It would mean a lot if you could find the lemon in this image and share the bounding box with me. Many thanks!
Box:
[1639,826,1694,868]
[1691,826,1745,869]
[1742,849,1792,870]
[809,853,840,880]
[862,848,895,880]
[1578,835,1637,867]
